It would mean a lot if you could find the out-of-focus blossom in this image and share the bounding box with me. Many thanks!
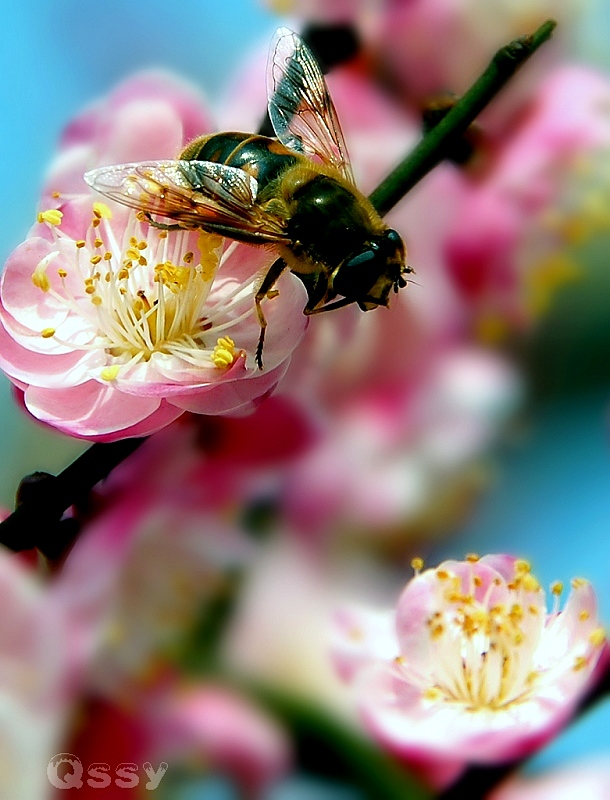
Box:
[36,413,296,795]
[443,66,610,337]
[263,0,578,103]
[150,684,291,795]
[0,549,74,798]
[282,348,521,537]
[489,759,610,800]
[332,555,606,788]
[223,537,356,715]
[0,73,307,441]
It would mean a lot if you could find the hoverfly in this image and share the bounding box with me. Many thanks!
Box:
[85,28,411,369]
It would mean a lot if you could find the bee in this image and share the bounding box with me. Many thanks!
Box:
[84,28,411,368]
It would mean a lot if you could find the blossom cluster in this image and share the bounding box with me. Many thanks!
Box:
[0,1,609,797]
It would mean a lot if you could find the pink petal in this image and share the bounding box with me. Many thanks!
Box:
[152,685,291,794]
[1,238,71,331]
[0,312,98,388]
[23,381,165,438]
[331,606,397,682]
[168,361,289,415]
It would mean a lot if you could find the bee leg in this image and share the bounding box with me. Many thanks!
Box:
[304,296,354,315]
[254,258,287,370]
[144,213,184,232]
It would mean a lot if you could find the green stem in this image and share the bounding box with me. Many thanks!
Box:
[369,19,557,216]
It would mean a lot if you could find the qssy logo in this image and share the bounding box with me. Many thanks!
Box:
[47,754,168,790]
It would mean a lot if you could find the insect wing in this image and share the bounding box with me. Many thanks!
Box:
[267,27,355,184]
[84,160,290,243]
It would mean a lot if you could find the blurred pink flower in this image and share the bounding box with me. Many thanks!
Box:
[282,347,521,537]
[489,759,610,800]
[0,73,307,441]
[35,415,297,794]
[150,684,291,796]
[444,66,610,333]
[0,549,76,798]
[332,555,606,788]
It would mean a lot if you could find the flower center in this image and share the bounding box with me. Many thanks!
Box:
[421,561,542,712]
[33,202,259,374]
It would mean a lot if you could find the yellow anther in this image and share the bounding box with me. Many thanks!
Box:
[93,237,104,248]
[104,252,113,261]
[51,191,60,198]
[138,256,147,266]
[509,604,524,621]
[85,285,96,295]
[137,240,147,250]
[571,578,589,589]
[529,604,540,615]
[436,570,450,581]
[90,254,102,265]
[126,248,140,260]
[551,581,564,596]
[430,623,444,640]
[473,575,482,587]
[521,574,540,592]
[130,237,138,246]
[32,262,51,292]
[573,656,588,672]
[92,202,112,219]
[183,251,194,264]
[76,240,86,249]
[37,209,63,226]
[526,671,540,685]
[579,610,590,622]
[91,296,102,306]
[411,556,424,574]
[589,628,606,647]
[423,687,443,701]
[197,231,222,277]
[515,560,531,574]
[212,336,237,368]
[100,365,120,381]
[158,230,168,239]
[394,655,406,666]
[57,268,67,278]
[92,218,101,228]
[40,328,55,338]
[466,553,480,562]
[118,269,129,280]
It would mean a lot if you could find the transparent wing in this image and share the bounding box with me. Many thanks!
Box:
[84,160,291,243]
[267,27,355,184]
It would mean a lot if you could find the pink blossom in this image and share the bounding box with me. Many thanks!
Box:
[332,555,606,788]
[0,549,76,798]
[34,418,295,795]
[0,73,307,441]
[490,759,610,800]
[150,684,291,796]
[443,66,610,330]
[282,347,521,536]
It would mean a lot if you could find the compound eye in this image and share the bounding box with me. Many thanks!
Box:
[386,229,402,247]
[345,249,377,269]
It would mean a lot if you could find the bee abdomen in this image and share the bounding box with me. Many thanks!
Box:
[180,132,298,197]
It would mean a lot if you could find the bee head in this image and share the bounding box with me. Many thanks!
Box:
[334,228,410,311]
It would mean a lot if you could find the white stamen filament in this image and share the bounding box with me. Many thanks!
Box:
[35,204,258,373]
